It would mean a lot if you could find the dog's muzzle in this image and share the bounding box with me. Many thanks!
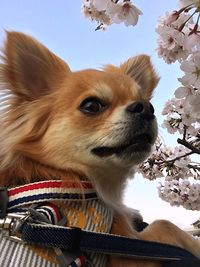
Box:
[92,100,156,158]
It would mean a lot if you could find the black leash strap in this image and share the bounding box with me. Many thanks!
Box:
[163,259,200,267]
[20,222,198,262]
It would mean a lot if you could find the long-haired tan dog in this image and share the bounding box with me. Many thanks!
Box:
[0,32,200,266]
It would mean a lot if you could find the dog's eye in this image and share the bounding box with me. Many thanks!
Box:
[79,97,107,115]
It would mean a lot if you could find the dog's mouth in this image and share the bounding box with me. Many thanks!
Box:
[91,133,153,157]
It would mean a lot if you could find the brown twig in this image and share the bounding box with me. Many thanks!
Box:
[177,138,200,154]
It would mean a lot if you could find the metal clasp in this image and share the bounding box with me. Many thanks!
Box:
[0,212,31,242]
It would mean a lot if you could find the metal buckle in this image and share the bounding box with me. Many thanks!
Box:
[0,212,31,242]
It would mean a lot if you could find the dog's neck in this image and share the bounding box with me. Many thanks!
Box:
[0,157,85,187]
[0,156,134,215]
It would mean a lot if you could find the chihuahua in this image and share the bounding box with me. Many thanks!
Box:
[0,31,199,267]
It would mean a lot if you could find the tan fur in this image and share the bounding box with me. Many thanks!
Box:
[0,31,199,266]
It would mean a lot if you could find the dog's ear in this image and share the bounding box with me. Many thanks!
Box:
[1,31,70,100]
[120,55,159,99]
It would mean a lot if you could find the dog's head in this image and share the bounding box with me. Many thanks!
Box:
[0,32,159,183]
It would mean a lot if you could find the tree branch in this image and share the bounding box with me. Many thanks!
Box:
[177,138,200,154]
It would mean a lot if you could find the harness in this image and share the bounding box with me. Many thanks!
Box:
[0,180,199,267]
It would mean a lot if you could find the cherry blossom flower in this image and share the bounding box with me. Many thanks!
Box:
[156,13,191,63]
[93,0,109,11]
[106,1,142,26]
[175,86,200,121]
[156,45,184,64]
[184,32,200,53]
[163,11,180,25]
[159,180,200,210]
[81,0,142,29]
[81,2,111,26]
[157,27,185,50]
[179,52,200,88]
[162,98,184,115]
[186,94,200,119]
[174,86,193,98]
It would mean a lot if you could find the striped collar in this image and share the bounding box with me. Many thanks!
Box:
[7,180,97,211]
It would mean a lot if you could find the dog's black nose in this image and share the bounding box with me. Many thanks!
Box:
[126,101,155,120]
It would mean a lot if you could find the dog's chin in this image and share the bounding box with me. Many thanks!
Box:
[91,133,153,164]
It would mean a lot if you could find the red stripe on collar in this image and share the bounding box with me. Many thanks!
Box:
[8,180,93,196]
[7,180,97,210]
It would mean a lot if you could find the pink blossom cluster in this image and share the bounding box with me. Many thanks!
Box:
[162,91,199,136]
[158,179,200,210]
[137,138,199,180]
[138,0,200,210]
[156,1,200,64]
[81,0,142,30]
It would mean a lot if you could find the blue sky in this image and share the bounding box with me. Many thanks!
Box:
[0,1,198,228]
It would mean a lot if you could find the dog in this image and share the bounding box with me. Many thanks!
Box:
[0,31,200,267]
